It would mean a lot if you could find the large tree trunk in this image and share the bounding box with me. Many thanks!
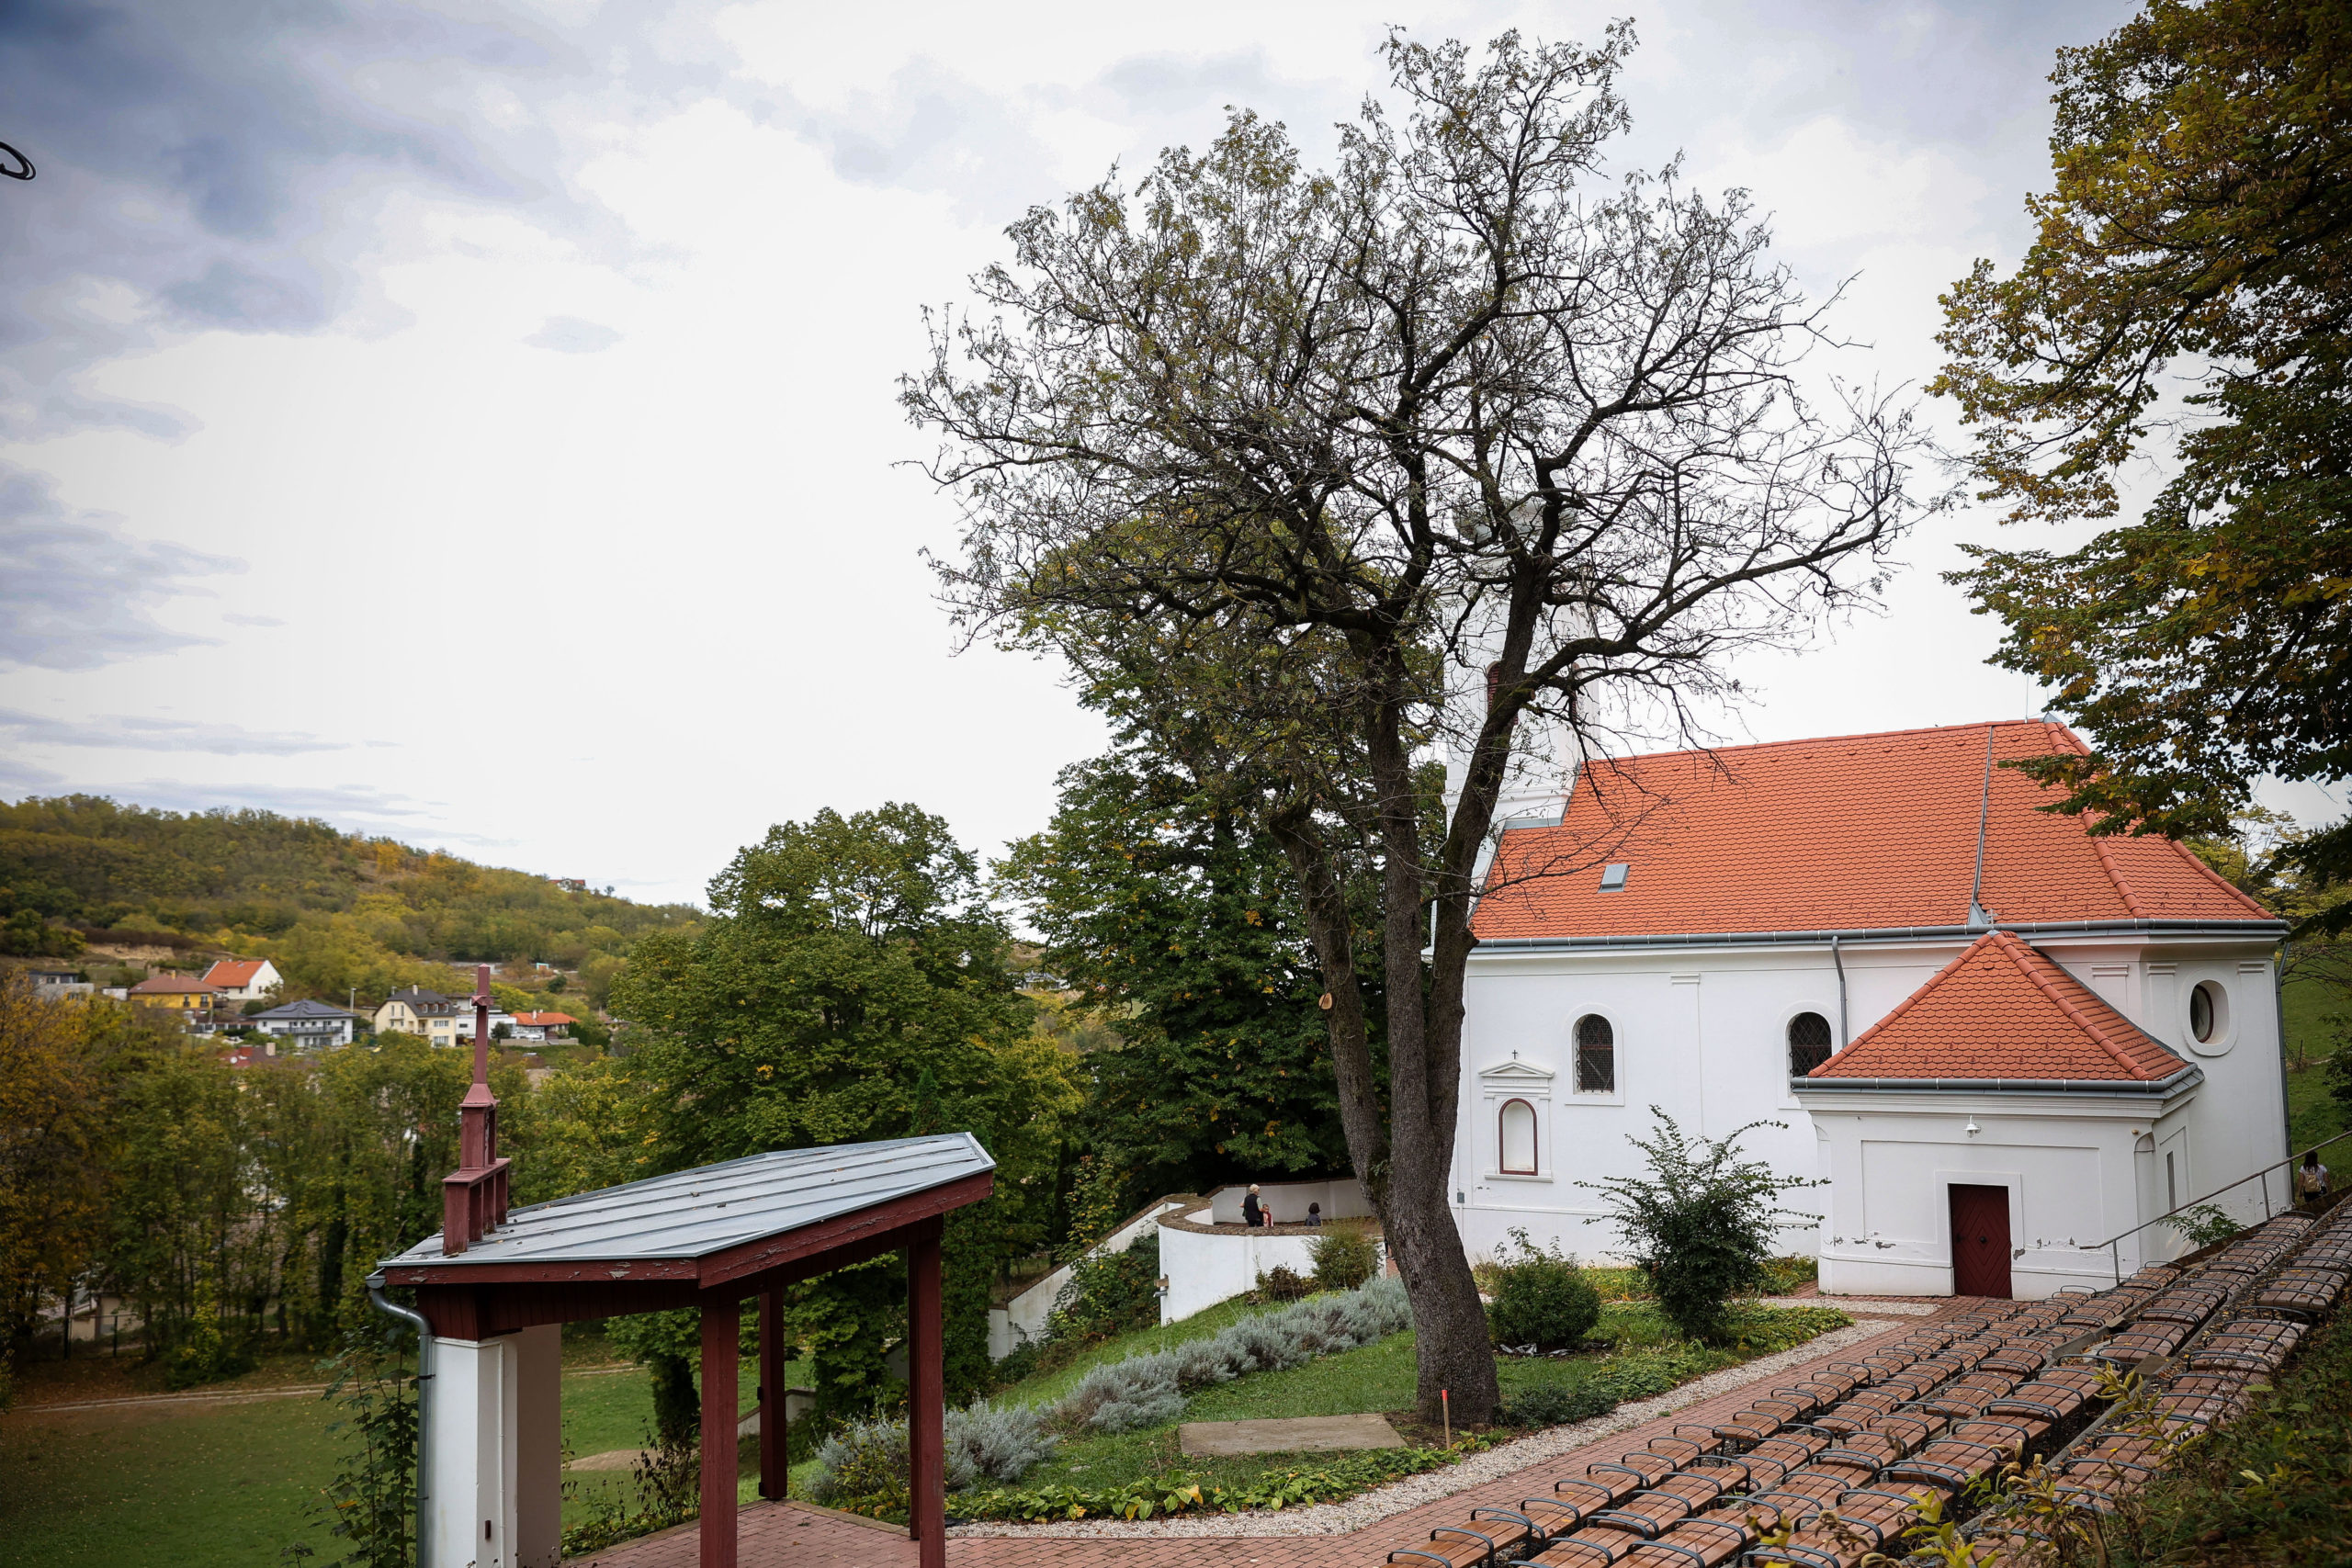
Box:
[1367,673,1499,1425]
[1271,649,1508,1426]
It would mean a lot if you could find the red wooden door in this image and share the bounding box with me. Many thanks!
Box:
[1949,1184,2013,1299]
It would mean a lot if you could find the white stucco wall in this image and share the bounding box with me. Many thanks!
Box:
[1158,1213,1324,1325]
[1453,932,2287,1293]
[988,1198,1192,1360]
[1798,1089,2198,1295]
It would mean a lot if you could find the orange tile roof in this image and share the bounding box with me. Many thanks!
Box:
[130,975,214,994]
[512,1011,576,1027]
[1473,720,2273,940]
[1809,931,2189,1082]
[203,959,269,987]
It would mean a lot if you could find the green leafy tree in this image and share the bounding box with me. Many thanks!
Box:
[0,979,170,1382]
[1935,0,2352,931]
[907,29,1928,1420]
[614,804,1081,1417]
[997,745,1375,1208]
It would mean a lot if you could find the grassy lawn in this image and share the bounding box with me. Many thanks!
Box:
[0,1342,786,1568]
[2284,974,2350,1155]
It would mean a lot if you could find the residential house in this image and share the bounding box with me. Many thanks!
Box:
[129,975,217,1015]
[508,1010,576,1043]
[250,998,361,1052]
[201,957,282,1003]
[376,987,461,1044]
[1453,719,2286,1301]
[27,969,93,999]
[374,986,515,1045]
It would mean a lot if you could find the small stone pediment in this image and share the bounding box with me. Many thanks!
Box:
[1478,1058,1555,1087]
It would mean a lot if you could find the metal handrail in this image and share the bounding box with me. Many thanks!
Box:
[2084,1125,2352,1284]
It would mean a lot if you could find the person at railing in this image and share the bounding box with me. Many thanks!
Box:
[1242,1184,1265,1228]
[2296,1150,2333,1211]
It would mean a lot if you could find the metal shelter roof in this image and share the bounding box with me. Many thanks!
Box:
[379,1133,994,1272]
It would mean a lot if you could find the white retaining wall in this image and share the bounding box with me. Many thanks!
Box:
[987,1197,1191,1360]
[1158,1212,1325,1325]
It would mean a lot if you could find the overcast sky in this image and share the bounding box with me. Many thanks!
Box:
[16,0,2305,908]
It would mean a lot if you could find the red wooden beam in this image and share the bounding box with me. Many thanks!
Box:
[381,1169,994,1291]
[700,1292,739,1568]
[907,1214,944,1568]
[758,1290,785,1500]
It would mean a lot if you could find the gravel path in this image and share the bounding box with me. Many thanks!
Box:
[948,1315,1897,1540]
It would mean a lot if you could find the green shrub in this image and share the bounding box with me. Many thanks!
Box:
[2163,1202,2240,1248]
[1499,1381,1616,1427]
[1579,1109,1819,1343]
[1309,1225,1379,1292]
[1253,1263,1312,1303]
[1045,1230,1160,1345]
[1485,1230,1600,1352]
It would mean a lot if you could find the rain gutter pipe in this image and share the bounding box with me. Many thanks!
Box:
[367,1270,433,1568]
[2276,951,2295,1164]
[1475,918,2288,953]
[1791,1064,2204,1097]
[1831,933,1849,1046]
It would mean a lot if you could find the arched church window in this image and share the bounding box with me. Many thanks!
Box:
[1575,1014,1615,1092]
[1788,1011,1834,1077]
[1498,1098,1538,1174]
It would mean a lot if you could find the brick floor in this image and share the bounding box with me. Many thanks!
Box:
[571,1301,1985,1567]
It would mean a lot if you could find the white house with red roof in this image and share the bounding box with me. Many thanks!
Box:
[200,957,281,1002]
[1455,719,2288,1299]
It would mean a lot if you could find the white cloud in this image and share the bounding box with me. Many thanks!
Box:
[525,314,621,351]
[2,0,2158,900]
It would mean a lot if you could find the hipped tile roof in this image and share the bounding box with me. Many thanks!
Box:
[130,975,213,994]
[1474,720,2272,941]
[512,1011,576,1027]
[1809,931,2189,1082]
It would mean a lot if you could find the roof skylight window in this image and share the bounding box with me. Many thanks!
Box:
[1599,863,1629,891]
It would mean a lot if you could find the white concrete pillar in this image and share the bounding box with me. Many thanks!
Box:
[427,1337,514,1568]
[425,1326,562,1568]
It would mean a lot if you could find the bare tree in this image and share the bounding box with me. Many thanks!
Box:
[905,28,1938,1421]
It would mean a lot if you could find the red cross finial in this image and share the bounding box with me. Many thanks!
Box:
[442,963,510,1253]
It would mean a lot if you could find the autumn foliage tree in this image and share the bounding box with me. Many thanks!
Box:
[907,30,1930,1419]
[1936,0,2352,929]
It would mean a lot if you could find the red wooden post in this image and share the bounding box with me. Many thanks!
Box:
[907,1215,944,1568]
[757,1290,784,1499]
[699,1295,739,1568]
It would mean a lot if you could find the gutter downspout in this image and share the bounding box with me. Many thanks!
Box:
[1831,933,1849,1047]
[367,1272,433,1568]
[2276,947,2295,1164]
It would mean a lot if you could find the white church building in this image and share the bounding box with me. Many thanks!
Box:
[1453,719,2289,1299]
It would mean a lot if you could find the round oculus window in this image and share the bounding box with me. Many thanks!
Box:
[2186,980,2232,1056]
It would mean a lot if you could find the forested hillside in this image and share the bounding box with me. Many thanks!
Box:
[0,795,698,1007]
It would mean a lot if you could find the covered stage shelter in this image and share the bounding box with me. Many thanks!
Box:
[375,1001,994,1568]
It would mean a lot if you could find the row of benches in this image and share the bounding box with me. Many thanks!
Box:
[1374,1203,2350,1568]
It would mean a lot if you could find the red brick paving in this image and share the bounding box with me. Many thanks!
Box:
[571,1301,1984,1567]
